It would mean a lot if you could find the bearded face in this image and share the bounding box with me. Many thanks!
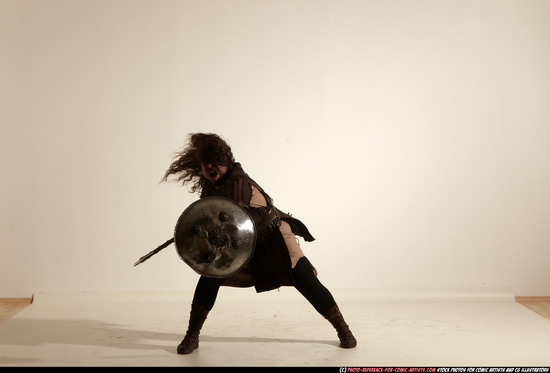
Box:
[201,162,228,185]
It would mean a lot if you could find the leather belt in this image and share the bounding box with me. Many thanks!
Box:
[256,208,280,235]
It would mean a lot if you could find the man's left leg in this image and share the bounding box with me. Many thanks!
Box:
[292,256,357,348]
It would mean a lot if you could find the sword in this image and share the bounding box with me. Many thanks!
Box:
[133,197,256,278]
[133,237,174,267]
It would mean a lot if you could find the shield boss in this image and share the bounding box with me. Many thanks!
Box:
[174,197,256,278]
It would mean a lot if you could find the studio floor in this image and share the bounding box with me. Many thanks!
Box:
[1,288,549,367]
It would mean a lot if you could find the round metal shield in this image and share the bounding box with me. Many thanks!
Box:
[174,197,256,278]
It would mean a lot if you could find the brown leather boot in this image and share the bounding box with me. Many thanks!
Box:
[324,306,357,348]
[177,304,210,354]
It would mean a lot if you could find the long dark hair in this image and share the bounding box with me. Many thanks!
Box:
[162,133,235,193]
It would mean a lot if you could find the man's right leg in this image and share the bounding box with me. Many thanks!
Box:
[177,276,224,354]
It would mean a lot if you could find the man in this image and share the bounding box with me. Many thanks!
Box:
[163,133,356,354]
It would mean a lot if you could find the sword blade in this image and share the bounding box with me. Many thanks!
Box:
[133,238,174,267]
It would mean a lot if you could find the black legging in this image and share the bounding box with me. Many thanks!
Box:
[191,256,337,315]
[191,275,224,311]
[291,256,336,315]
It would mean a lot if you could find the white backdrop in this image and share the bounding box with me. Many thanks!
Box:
[2,0,550,298]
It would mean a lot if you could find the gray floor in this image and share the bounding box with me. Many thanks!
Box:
[1,289,550,367]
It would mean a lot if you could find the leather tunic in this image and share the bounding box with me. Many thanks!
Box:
[200,163,314,292]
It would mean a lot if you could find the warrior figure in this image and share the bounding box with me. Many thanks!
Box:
[162,133,357,354]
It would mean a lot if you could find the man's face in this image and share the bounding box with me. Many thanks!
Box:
[201,162,228,184]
